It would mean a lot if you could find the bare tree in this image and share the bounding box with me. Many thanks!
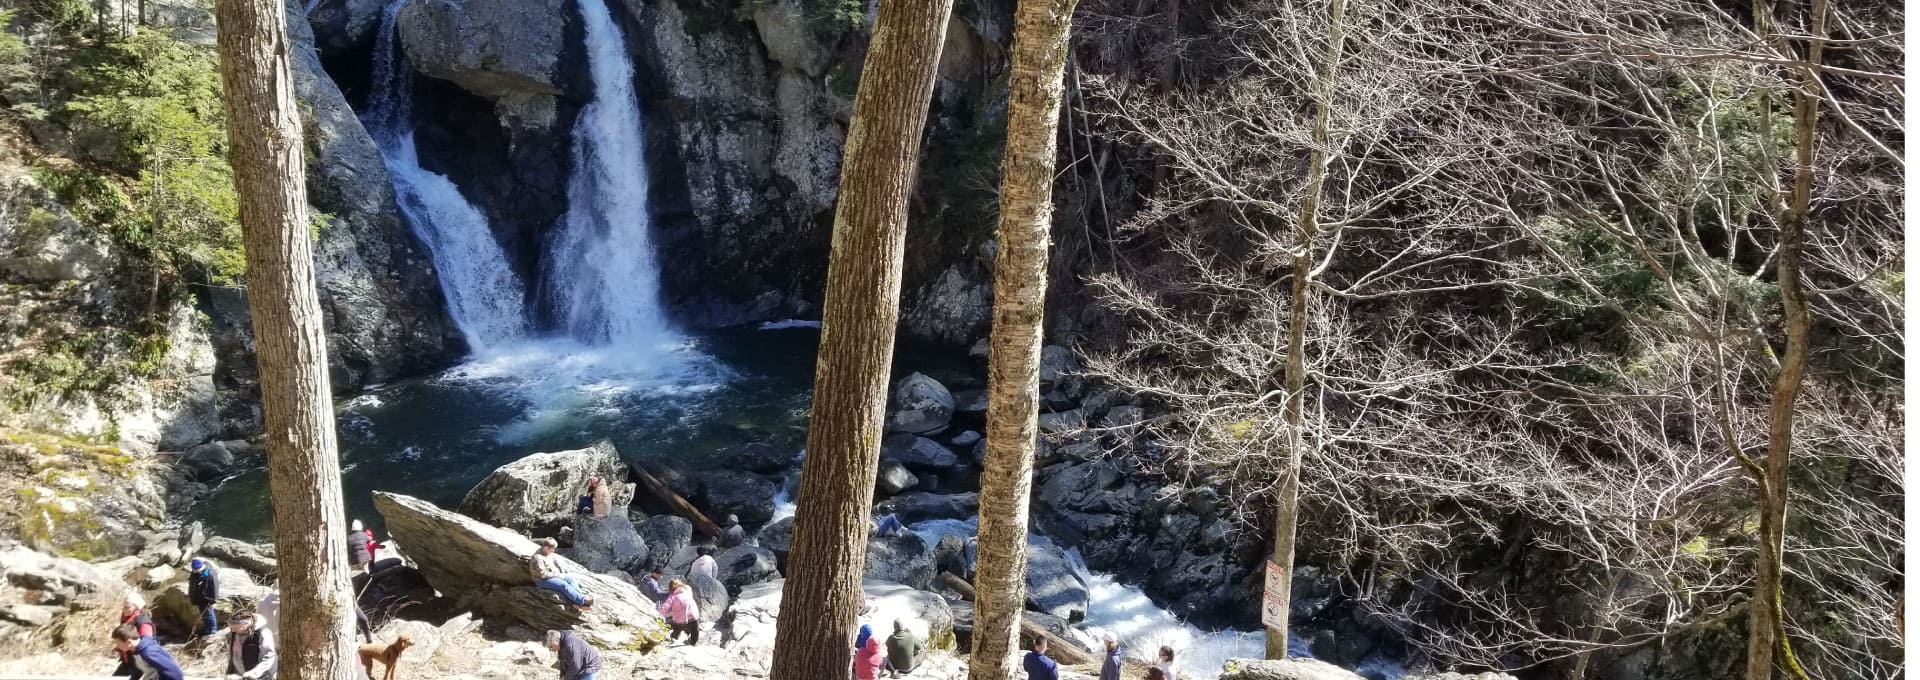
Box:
[769,2,954,679]
[212,0,356,675]
[1078,0,1900,676]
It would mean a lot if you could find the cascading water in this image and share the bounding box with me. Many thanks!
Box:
[365,1,530,350]
[544,0,672,349]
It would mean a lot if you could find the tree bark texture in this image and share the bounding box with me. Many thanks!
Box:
[213,0,356,677]
[768,2,954,679]
[1265,0,1348,660]
[968,0,1077,678]
[1744,2,1823,679]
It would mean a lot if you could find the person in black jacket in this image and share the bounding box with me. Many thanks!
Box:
[187,559,219,636]
[347,520,373,573]
[545,629,602,680]
[720,514,746,549]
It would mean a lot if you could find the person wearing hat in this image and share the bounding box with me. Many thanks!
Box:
[347,520,373,573]
[225,611,278,680]
[188,558,220,636]
[528,537,593,609]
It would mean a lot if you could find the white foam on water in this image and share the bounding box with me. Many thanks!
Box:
[1072,573,1268,680]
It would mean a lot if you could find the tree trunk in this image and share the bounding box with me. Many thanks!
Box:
[968,1,1077,678]
[212,0,356,677]
[1744,2,1823,679]
[767,3,954,679]
[1264,0,1348,660]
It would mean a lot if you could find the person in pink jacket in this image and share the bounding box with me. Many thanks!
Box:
[657,579,701,646]
[853,624,886,680]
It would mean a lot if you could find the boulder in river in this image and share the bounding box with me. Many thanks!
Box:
[756,516,795,569]
[634,515,693,573]
[864,530,934,591]
[873,492,978,525]
[373,492,667,649]
[875,461,919,497]
[886,372,954,435]
[458,440,633,534]
[880,434,960,472]
[563,513,649,574]
[689,570,729,624]
[690,470,778,529]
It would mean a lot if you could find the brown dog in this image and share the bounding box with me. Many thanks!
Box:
[357,633,413,680]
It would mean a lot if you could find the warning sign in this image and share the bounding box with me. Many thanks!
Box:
[1262,559,1288,628]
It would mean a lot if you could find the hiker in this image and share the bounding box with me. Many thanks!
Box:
[639,568,670,603]
[1099,637,1123,680]
[720,514,746,549]
[853,624,885,680]
[113,623,182,680]
[577,477,612,518]
[188,558,220,636]
[884,618,921,677]
[690,546,718,582]
[545,629,602,680]
[1022,637,1060,680]
[225,611,278,680]
[113,593,156,676]
[528,538,594,609]
[1155,645,1178,680]
[657,578,701,646]
[874,513,905,537]
[348,520,373,573]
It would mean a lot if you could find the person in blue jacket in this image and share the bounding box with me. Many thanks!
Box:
[113,624,182,680]
[187,558,219,636]
[1022,636,1059,680]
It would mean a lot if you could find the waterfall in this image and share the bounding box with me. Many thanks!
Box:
[544,0,673,349]
[364,0,530,351]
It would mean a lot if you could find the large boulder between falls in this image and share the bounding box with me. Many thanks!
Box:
[886,372,954,434]
[373,492,666,649]
[563,514,649,574]
[458,440,633,534]
[395,0,571,101]
[1025,538,1089,622]
[727,578,954,653]
[864,530,934,591]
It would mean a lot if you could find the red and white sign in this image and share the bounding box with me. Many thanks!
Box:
[1262,559,1288,628]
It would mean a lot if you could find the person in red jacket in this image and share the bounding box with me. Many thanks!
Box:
[113,593,155,676]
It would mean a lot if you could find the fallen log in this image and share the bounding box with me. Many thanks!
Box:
[941,571,1096,666]
[632,465,724,538]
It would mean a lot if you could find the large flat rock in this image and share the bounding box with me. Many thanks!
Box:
[373,492,665,649]
[458,440,633,533]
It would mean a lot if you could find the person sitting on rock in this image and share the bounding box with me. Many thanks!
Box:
[639,568,669,603]
[657,579,700,646]
[225,611,278,680]
[347,520,373,574]
[854,623,888,680]
[188,558,220,636]
[720,514,746,549]
[527,538,594,610]
[545,629,602,680]
[1022,637,1059,680]
[689,546,718,583]
[113,623,182,680]
[883,618,921,677]
[113,593,156,676]
[577,477,612,518]
[874,513,906,537]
